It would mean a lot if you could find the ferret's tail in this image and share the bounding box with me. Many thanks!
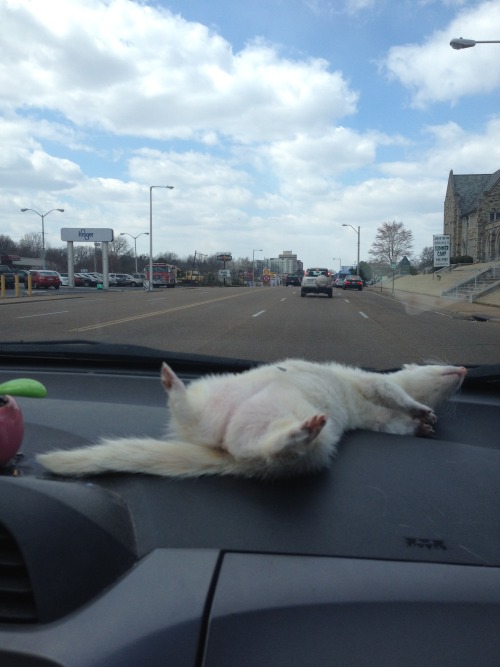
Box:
[36,437,243,479]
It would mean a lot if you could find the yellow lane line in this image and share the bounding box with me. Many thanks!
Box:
[69,290,257,332]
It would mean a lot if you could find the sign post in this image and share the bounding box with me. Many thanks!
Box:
[390,262,397,293]
[217,253,232,287]
[433,235,451,269]
[61,228,114,288]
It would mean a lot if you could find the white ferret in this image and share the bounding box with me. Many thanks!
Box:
[37,360,466,479]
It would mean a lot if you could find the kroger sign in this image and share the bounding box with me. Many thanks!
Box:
[61,228,114,243]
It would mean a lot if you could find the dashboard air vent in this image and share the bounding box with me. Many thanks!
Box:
[0,523,38,623]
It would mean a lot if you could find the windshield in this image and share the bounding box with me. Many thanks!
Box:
[1,1,500,369]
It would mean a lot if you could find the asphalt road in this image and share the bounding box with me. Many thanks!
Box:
[2,285,500,368]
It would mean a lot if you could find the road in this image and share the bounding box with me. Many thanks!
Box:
[2,285,500,368]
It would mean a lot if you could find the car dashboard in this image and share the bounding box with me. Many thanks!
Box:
[0,344,499,667]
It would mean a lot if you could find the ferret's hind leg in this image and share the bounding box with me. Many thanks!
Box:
[262,414,328,455]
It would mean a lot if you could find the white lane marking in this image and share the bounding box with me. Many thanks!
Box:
[344,299,350,303]
[359,311,369,319]
[280,298,286,302]
[252,310,266,318]
[18,310,69,319]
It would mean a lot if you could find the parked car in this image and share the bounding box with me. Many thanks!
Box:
[76,273,103,287]
[29,270,61,289]
[343,275,363,291]
[14,270,29,285]
[59,273,85,287]
[0,265,15,288]
[109,273,133,286]
[130,273,145,287]
[300,267,333,298]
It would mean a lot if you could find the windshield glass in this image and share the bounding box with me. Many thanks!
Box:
[1,1,500,369]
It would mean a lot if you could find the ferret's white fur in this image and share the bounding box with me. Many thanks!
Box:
[37,360,466,479]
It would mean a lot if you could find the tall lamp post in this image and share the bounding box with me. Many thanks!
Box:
[120,232,149,273]
[149,186,174,292]
[252,249,262,286]
[20,208,64,269]
[342,225,360,272]
[450,37,500,49]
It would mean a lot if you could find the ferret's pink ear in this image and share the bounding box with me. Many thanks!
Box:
[161,363,185,392]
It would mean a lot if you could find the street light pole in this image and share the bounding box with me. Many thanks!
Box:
[20,208,64,269]
[149,186,174,292]
[342,225,360,272]
[120,232,149,273]
[252,249,262,286]
[450,37,500,49]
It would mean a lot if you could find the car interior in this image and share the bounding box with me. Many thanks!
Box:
[0,343,499,666]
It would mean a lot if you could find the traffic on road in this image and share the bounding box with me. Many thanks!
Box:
[2,284,499,368]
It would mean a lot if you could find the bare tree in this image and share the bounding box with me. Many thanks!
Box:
[155,251,180,265]
[108,236,132,272]
[17,233,44,258]
[418,246,434,271]
[369,221,414,266]
[0,235,18,254]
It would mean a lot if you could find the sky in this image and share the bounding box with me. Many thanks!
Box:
[1,0,500,270]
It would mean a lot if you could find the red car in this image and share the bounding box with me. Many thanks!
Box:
[29,270,61,290]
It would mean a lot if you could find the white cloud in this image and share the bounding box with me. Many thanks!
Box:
[0,116,82,190]
[304,0,376,16]
[382,0,500,107]
[1,0,357,143]
[1,0,499,270]
[379,119,500,178]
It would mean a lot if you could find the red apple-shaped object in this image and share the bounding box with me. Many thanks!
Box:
[0,395,24,466]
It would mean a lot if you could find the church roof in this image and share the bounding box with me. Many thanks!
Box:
[452,168,500,216]
[453,173,491,215]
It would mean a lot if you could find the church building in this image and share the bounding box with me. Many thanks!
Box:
[444,169,500,262]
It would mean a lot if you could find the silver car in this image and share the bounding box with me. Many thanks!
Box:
[300,268,333,298]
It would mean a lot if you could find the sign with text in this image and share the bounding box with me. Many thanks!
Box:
[61,228,114,243]
[433,234,450,267]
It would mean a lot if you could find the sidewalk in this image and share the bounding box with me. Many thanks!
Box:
[372,275,500,323]
[0,291,85,305]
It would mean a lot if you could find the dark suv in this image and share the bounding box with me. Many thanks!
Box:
[285,274,301,286]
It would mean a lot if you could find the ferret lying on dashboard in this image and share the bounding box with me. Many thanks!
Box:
[37,359,466,479]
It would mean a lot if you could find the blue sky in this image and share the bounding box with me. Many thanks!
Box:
[1,0,500,269]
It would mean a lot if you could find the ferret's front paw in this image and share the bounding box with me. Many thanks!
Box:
[415,418,436,437]
[412,407,437,425]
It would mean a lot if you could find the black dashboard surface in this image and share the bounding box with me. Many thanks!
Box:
[0,358,499,666]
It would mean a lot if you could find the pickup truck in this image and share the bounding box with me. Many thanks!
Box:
[0,265,15,288]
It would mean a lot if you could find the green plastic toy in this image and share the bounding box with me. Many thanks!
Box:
[0,379,47,398]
